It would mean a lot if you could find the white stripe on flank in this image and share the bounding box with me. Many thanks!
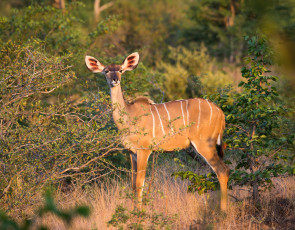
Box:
[154,105,166,135]
[180,101,185,126]
[150,106,155,138]
[206,99,213,126]
[163,103,171,121]
[163,103,174,133]
[186,100,189,125]
[197,99,201,130]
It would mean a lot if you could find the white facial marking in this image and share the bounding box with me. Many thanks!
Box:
[154,105,165,135]
[180,101,185,126]
[206,99,213,126]
[150,106,155,138]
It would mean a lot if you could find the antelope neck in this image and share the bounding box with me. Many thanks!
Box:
[110,85,129,129]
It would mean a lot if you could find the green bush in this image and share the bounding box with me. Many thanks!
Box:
[158,45,232,100]
[172,35,295,203]
[0,190,90,230]
[0,41,125,216]
[211,36,295,201]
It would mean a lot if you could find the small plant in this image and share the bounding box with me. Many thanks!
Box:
[210,35,295,202]
[0,190,90,230]
[172,171,218,195]
[107,187,177,230]
[172,35,295,204]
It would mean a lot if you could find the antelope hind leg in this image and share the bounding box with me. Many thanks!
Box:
[191,140,229,211]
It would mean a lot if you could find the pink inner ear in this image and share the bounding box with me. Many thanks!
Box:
[87,58,100,70]
[128,60,135,65]
[127,56,136,61]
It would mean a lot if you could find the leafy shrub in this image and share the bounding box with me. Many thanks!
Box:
[219,36,295,201]
[0,190,90,230]
[158,45,232,100]
[172,35,295,203]
[107,187,177,230]
[0,41,124,216]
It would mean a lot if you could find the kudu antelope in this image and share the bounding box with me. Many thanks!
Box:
[85,52,230,210]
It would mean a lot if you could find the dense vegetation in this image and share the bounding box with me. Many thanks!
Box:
[0,0,294,228]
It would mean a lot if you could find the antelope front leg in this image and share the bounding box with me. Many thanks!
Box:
[130,153,137,209]
[135,150,151,209]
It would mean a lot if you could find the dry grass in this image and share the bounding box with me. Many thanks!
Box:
[31,159,295,229]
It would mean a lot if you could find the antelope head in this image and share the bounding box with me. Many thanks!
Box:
[85,52,140,88]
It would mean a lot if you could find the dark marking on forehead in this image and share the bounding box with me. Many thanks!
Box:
[127,55,136,61]
[106,64,121,71]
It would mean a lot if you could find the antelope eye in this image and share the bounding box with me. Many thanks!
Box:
[104,69,109,73]
[119,69,123,73]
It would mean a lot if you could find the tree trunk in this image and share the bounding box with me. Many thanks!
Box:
[252,179,260,203]
[94,0,114,23]
[60,0,65,14]
[94,0,101,22]
[250,123,260,204]
[53,0,65,14]
[229,0,235,27]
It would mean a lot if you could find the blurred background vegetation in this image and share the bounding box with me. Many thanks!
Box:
[0,0,294,220]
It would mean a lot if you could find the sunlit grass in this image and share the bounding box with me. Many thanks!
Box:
[30,159,295,230]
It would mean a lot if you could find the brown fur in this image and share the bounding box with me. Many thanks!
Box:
[85,53,229,210]
[129,97,155,105]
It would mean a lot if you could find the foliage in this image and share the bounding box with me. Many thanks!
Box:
[107,188,177,230]
[172,171,218,195]
[107,0,190,65]
[0,2,123,96]
[0,190,90,230]
[186,0,295,67]
[0,2,84,54]
[186,0,250,62]
[171,35,295,203]
[0,0,294,222]
[210,36,295,201]
[158,45,232,100]
[0,41,126,215]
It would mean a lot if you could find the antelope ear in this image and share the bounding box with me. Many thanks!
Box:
[85,56,105,73]
[121,52,139,72]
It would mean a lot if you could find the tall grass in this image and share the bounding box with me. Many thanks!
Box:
[32,159,295,229]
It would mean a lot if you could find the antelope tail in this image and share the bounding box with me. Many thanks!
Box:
[217,117,226,159]
[216,140,224,159]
